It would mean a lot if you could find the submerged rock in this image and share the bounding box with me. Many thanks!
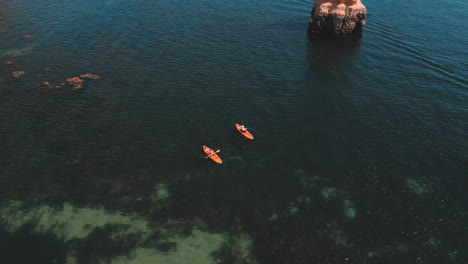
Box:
[80,73,101,80]
[66,77,84,84]
[405,178,427,195]
[42,81,61,88]
[0,201,232,264]
[64,74,101,90]
[308,0,367,37]
[12,71,26,78]
[151,184,171,202]
[320,187,337,199]
[67,77,84,90]
[343,200,357,219]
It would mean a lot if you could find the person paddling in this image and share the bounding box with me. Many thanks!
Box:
[203,146,222,164]
[235,123,254,140]
[240,125,247,132]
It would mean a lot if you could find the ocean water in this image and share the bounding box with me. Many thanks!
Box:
[0,0,467,263]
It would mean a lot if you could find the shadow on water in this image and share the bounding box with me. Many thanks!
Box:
[307,34,362,70]
[305,34,362,111]
[0,224,67,264]
[301,35,362,173]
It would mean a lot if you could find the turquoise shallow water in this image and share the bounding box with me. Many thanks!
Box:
[0,0,467,263]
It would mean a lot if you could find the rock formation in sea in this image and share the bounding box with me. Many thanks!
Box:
[308,0,367,37]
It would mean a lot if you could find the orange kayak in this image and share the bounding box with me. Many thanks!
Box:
[235,124,254,140]
[202,145,222,164]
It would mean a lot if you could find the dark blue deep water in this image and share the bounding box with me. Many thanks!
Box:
[0,0,467,263]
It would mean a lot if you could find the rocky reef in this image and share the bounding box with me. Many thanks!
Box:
[308,0,367,37]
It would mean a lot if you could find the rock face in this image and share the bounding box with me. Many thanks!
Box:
[308,0,367,37]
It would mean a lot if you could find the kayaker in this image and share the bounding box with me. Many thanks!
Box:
[235,123,254,140]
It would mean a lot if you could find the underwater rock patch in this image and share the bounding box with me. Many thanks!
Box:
[367,243,408,259]
[42,81,61,88]
[0,201,148,241]
[289,202,299,215]
[321,187,337,199]
[80,73,101,80]
[150,183,172,212]
[322,222,355,249]
[0,200,257,264]
[227,233,259,264]
[296,169,322,191]
[151,184,171,202]
[110,230,227,264]
[343,200,357,219]
[426,238,441,248]
[268,212,279,222]
[405,178,427,195]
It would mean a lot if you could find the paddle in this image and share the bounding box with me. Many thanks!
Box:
[205,150,220,158]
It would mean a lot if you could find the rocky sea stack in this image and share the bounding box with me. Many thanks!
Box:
[308,0,367,37]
